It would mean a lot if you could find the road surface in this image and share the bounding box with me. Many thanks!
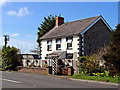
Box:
[2,71,118,88]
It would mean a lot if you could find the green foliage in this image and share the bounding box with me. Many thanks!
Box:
[78,55,105,75]
[37,15,56,46]
[2,46,22,70]
[0,50,2,70]
[103,24,120,75]
[110,24,120,45]
[71,73,120,83]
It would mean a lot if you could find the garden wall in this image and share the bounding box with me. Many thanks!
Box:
[18,66,48,75]
[17,66,74,76]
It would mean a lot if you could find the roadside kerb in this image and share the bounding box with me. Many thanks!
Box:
[70,78,119,86]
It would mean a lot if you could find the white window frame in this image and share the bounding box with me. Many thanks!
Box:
[47,40,52,51]
[66,37,73,49]
[56,38,61,50]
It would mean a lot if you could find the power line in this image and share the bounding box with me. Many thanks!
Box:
[9,36,37,44]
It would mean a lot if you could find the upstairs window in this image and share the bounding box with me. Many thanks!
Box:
[56,38,61,50]
[66,37,73,49]
[47,40,52,51]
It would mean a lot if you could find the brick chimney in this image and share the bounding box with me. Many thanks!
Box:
[55,17,64,26]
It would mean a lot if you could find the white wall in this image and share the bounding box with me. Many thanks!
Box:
[41,35,79,60]
[22,59,41,67]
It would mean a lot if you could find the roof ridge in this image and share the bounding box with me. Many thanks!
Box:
[40,15,102,40]
[64,15,101,25]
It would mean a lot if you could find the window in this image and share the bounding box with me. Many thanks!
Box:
[47,40,52,51]
[56,38,61,50]
[66,53,73,59]
[66,37,73,49]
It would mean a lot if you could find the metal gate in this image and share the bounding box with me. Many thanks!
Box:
[52,57,58,75]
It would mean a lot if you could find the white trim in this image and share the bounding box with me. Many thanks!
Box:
[81,16,112,35]
[82,38,84,42]
[81,34,84,56]
[82,43,84,46]
[82,52,84,55]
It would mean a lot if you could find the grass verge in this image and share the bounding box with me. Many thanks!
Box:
[71,73,120,83]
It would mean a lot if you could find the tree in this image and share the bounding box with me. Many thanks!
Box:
[103,24,120,75]
[110,24,120,45]
[2,46,22,70]
[0,49,2,69]
[37,15,56,47]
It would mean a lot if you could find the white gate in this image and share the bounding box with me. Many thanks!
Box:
[52,57,58,75]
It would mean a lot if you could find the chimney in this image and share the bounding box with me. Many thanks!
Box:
[55,17,64,26]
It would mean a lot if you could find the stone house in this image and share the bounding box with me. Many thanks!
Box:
[39,15,112,74]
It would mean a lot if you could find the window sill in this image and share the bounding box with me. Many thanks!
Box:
[56,49,61,50]
[47,50,52,51]
[67,48,73,50]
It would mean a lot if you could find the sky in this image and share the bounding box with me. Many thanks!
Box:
[1,2,119,54]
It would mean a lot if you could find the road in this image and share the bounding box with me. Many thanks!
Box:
[2,71,118,88]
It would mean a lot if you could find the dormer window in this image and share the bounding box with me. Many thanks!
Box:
[66,37,73,49]
[56,38,61,50]
[47,40,52,51]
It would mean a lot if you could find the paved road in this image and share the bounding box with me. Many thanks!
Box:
[2,71,118,88]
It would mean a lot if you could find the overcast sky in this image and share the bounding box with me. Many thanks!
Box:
[1,2,118,53]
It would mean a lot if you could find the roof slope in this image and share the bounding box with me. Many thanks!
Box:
[40,15,101,40]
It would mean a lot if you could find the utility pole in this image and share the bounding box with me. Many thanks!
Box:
[3,35,9,48]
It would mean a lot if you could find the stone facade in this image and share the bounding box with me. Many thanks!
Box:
[84,19,111,56]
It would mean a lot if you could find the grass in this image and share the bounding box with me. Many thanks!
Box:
[71,73,120,83]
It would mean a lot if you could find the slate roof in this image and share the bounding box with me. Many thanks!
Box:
[40,15,101,40]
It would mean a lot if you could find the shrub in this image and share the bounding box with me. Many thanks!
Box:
[2,46,22,70]
[78,54,106,75]
[103,24,120,75]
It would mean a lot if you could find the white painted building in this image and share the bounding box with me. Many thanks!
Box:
[41,35,79,60]
[39,15,112,74]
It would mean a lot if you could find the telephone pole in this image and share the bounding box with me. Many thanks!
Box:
[3,35,9,48]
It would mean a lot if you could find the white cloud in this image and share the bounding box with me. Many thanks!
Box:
[10,33,19,37]
[7,7,30,17]
[7,10,17,15]
[0,0,7,6]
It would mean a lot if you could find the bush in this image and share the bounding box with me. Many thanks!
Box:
[103,24,120,75]
[2,46,22,70]
[78,55,105,75]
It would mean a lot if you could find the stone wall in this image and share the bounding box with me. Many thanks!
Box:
[18,67,48,75]
[84,19,111,56]
[17,66,74,76]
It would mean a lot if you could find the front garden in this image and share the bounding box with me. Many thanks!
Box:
[71,24,120,83]
[71,72,120,83]
[71,54,120,83]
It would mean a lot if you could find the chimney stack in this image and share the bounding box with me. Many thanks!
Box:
[55,17,64,26]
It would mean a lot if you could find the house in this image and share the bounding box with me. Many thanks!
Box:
[19,54,40,67]
[39,15,112,74]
